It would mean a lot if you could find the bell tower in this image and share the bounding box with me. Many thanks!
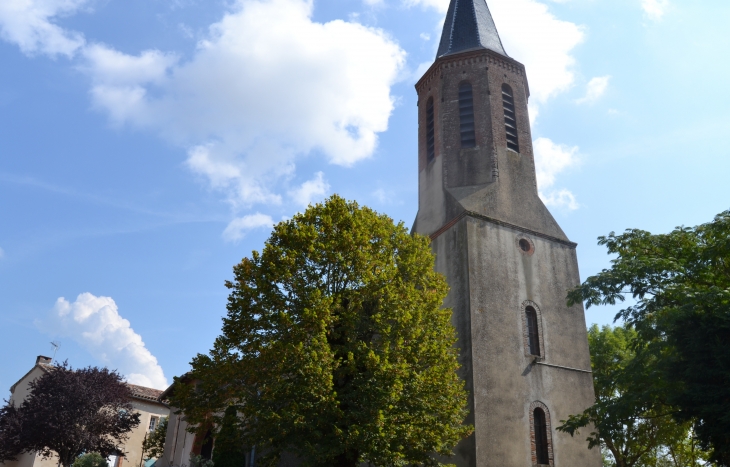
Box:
[412,0,601,466]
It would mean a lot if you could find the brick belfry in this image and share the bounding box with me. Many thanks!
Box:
[412,0,601,466]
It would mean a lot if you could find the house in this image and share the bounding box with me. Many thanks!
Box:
[1,356,170,467]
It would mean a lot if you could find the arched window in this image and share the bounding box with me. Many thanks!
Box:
[501,84,519,152]
[534,408,550,465]
[525,306,540,356]
[426,97,435,162]
[458,83,475,148]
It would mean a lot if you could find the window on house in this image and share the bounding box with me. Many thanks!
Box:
[502,84,519,152]
[526,306,540,356]
[534,408,550,465]
[149,415,159,432]
[426,97,435,162]
[459,83,476,148]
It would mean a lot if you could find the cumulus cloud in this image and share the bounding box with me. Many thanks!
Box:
[222,212,275,242]
[406,0,584,107]
[83,0,405,210]
[533,137,579,210]
[642,0,669,21]
[38,293,168,389]
[289,172,329,208]
[576,75,610,104]
[0,0,89,57]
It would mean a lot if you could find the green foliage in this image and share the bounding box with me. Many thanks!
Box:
[212,407,247,467]
[171,195,472,467]
[72,453,109,467]
[558,210,730,465]
[189,455,214,467]
[142,417,168,459]
[559,324,707,467]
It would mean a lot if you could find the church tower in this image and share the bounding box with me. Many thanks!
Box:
[412,1,601,466]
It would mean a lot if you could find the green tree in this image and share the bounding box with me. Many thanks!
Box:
[72,453,109,467]
[212,407,247,467]
[560,325,706,467]
[557,210,730,465]
[171,195,472,467]
[142,417,168,460]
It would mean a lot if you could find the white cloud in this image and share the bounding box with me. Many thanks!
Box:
[0,0,88,57]
[406,0,584,107]
[222,212,275,242]
[576,75,610,104]
[84,0,405,211]
[533,137,579,210]
[39,293,168,389]
[0,247,5,259]
[289,172,329,208]
[642,0,668,21]
[540,188,578,210]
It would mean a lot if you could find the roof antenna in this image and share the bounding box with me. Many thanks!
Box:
[50,341,61,364]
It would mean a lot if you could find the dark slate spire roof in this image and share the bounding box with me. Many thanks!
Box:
[436,0,507,59]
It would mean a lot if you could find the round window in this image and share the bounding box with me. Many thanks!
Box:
[516,236,534,255]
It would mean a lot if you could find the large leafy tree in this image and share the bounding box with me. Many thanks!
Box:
[171,195,471,467]
[557,210,730,465]
[561,324,708,467]
[0,362,141,467]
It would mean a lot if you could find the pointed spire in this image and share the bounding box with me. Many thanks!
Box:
[436,0,507,59]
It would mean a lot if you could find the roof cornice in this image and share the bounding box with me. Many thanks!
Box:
[415,48,529,99]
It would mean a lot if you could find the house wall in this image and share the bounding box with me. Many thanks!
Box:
[124,400,171,467]
[157,409,195,467]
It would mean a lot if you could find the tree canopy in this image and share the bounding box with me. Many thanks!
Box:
[171,195,471,467]
[560,324,709,467]
[558,210,730,465]
[0,362,140,467]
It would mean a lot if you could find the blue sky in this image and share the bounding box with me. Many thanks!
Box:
[1,0,728,392]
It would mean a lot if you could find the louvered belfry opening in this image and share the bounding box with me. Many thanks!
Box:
[526,306,540,356]
[426,97,435,162]
[534,408,550,464]
[502,83,519,152]
[458,82,476,148]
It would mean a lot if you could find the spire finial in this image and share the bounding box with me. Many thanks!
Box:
[436,0,508,59]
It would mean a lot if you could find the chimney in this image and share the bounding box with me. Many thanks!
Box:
[36,355,52,365]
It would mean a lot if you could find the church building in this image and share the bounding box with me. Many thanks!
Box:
[412,0,601,465]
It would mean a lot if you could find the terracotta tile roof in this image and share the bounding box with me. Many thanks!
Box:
[127,384,165,402]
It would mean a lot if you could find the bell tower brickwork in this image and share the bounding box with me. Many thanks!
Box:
[412,1,602,466]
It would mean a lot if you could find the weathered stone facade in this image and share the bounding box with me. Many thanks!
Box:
[412,1,602,465]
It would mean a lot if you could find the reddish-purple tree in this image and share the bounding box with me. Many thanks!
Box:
[0,362,140,467]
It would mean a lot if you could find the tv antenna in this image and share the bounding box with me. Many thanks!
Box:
[50,341,61,364]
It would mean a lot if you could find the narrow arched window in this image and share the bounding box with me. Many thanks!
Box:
[525,306,540,356]
[459,83,475,148]
[502,84,519,152]
[426,97,435,162]
[534,408,550,465]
